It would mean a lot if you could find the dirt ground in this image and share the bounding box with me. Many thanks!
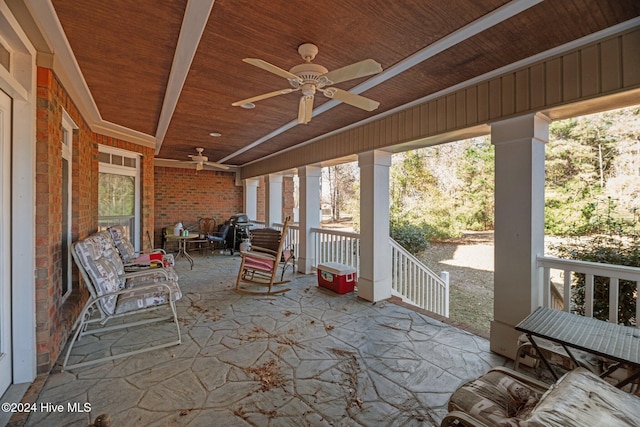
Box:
[417,232,495,334]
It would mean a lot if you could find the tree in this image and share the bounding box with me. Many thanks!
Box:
[546,106,639,235]
[322,163,358,222]
[456,137,494,230]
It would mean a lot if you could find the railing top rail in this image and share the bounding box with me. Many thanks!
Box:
[273,222,299,230]
[389,237,430,266]
[389,237,447,284]
[537,255,640,282]
[310,227,360,239]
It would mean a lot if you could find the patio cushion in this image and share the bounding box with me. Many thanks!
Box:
[115,281,182,314]
[243,256,275,272]
[96,230,179,288]
[73,236,120,314]
[108,225,175,266]
[74,233,182,315]
[526,368,640,426]
[108,225,139,262]
[448,370,543,427]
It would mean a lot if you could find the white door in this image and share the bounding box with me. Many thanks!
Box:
[0,89,12,395]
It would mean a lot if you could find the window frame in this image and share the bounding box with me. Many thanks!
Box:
[98,145,142,251]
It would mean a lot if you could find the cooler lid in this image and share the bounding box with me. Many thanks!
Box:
[317,262,356,275]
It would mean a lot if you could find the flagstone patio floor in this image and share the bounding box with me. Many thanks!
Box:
[10,253,509,426]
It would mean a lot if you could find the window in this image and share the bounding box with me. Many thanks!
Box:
[98,146,141,251]
[61,111,76,300]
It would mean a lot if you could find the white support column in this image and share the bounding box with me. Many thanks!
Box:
[358,150,392,302]
[243,178,259,221]
[490,113,549,359]
[265,173,283,226]
[297,166,321,274]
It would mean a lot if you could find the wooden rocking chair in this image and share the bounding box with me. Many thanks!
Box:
[235,217,292,295]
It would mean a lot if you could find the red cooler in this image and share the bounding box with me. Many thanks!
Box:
[317,262,357,294]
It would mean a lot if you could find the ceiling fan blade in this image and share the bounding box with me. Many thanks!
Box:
[232,88,295,106]
[323,88,380,111]
[243,58,301,81]
[298,95,314,124]
[321,59,382,85]
[204,161,230,170]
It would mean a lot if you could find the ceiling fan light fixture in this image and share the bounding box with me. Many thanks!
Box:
[232,44,382,123]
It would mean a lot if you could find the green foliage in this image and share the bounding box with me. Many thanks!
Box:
[389,137,492,242]
[545,109,630,235]
[389,220,432,255]
[456,138,494,230]
[551,212,639,326]
[98,173,135,216]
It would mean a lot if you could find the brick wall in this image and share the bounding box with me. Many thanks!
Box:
[35,67,156,374]
[154,166,243,247]
[256,176,265,222]
[283,176,295,220]
[35,67,91,373]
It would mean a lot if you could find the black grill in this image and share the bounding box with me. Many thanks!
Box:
[227,213,251,254]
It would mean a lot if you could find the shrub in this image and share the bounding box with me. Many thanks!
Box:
[552,233,639,326]
[390,220,433,255]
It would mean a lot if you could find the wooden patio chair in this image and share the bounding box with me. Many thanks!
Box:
[247,226,295,281]
[64,233,182,370]
[235,217,292,295]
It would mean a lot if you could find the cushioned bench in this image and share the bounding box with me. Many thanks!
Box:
[442,367,640,427]
[63,230,183,370]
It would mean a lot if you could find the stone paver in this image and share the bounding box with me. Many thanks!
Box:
[20,254,507,426]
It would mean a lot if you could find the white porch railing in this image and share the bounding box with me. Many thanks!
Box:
[257,225,450,317]
[537,255,640,325]
[311,227,360,273]
[308,228,449,317]
[249,220,266,229]
[390,239,450,317]
[272,222,299,260]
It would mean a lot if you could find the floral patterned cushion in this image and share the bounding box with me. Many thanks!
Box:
[115,281,182,314]
[448,370,543,427]
[108,225,175,266]
[527,368,640,426]
[107,225,137,262]
[74,233,182,316]
[74,236,120,315]
[95,230,179,289]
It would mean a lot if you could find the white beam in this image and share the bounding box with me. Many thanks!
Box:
[221,0,542,163]
[154,0,215,154]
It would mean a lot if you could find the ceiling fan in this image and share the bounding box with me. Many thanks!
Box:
[232,43,383,124]
[187,147,229,171]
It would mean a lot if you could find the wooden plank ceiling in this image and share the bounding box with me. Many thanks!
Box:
[51,0,640,167]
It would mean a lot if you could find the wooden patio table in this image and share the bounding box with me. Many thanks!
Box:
[515,306,640,387]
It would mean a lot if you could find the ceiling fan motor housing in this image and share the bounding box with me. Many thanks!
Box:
[297,43,319,61]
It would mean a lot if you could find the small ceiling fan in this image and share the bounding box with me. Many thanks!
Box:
[187,147,229,171]
[232,43,383,124]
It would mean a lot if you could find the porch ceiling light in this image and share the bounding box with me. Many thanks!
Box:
[209,132,222,137]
